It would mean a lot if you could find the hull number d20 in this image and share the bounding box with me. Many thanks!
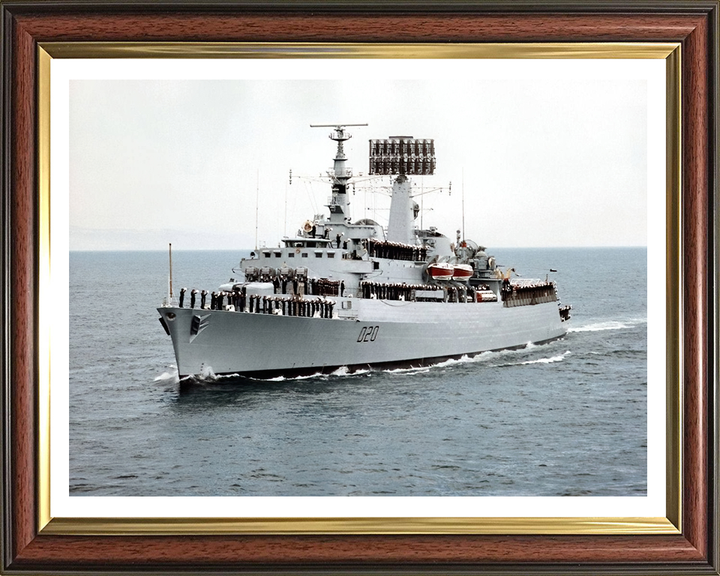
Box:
[357,326,380,343]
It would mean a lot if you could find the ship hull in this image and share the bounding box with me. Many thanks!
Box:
[159,299,567,379]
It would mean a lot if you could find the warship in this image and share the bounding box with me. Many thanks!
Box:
[158,124,571,380]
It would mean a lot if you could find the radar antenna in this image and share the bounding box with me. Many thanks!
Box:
[369,136,436,176]
[310,123,368,159]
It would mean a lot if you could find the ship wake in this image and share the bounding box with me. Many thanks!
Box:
[170,341,571,387]
[518,350,572,365]
[569,318,646,333]
[263,366,372,382]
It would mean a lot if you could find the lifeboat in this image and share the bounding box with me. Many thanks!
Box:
[452,264,474,281]
[476,289,498,302]
[427,262,454,281]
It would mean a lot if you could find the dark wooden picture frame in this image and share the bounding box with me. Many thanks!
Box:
[1,1,718,573]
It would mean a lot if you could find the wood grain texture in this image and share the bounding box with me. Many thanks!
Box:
[10,17,37,561]
[10,534,707,566]
[681,6,710,560]
[2,3,717,573]
[13,12,705,42]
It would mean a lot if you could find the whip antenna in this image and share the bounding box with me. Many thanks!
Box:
[168,242,173,303]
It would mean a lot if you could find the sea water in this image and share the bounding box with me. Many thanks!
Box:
[69,247,647,496]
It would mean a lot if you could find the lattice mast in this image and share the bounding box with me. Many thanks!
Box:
[310,123,367,225]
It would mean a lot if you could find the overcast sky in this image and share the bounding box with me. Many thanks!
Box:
[67,60,657,250]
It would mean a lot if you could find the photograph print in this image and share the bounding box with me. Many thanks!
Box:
[66,58,657,505]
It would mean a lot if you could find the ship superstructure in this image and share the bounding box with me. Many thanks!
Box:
[158,125,571,380]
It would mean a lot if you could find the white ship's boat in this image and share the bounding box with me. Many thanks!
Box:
[158,124,571,381]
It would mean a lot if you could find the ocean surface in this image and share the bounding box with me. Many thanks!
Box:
[69,247,647,497]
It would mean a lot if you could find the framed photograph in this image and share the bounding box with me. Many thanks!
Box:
[2,2,717,574]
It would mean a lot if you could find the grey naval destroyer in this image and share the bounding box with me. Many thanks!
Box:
[158,124,572,381]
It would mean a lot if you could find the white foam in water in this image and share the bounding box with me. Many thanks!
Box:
[263,373,321,382]
[200,365,217,380]
[176,343,569,385]
[383,355,474,375]
[153,367,179,385]
[382,348,533,375]
[327,366,370,377]
[432,355,472,369]
[569,319,646,333]
[258,367,371,382]
[382,365,433,375]
[180,342,573,385]
[519,350,572,365]
[463,348,524,365]
[215,372,241,381]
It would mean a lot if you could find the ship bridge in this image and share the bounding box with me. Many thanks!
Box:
[282,238,333,248]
